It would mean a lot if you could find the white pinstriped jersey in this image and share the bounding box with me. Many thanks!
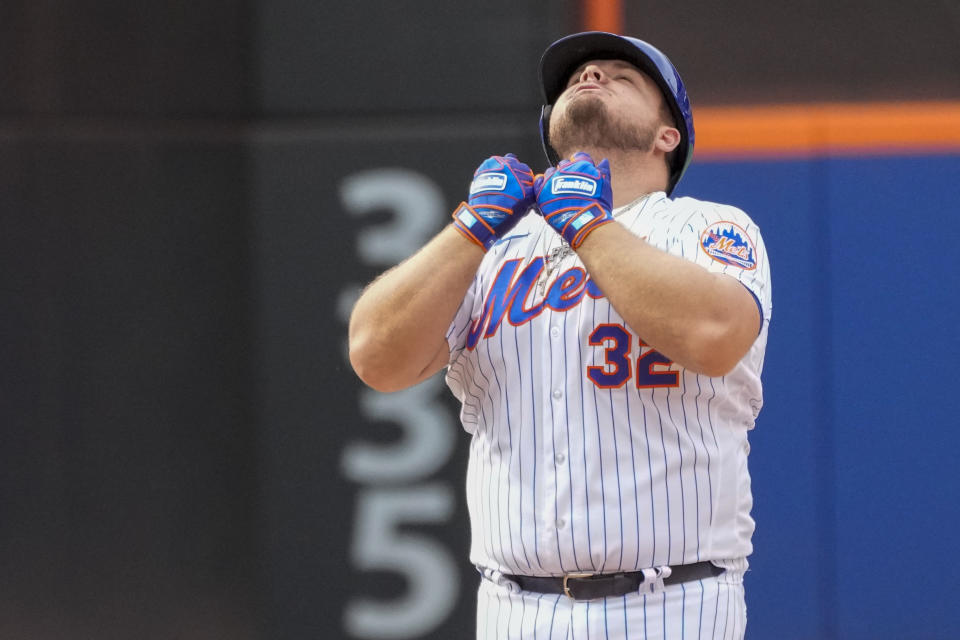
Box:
[444,191,772,579]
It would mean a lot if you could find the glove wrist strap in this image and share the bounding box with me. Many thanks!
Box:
[546,203,614,248]
[451,202,495,251]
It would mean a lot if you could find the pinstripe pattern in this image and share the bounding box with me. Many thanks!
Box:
[477,570,747,639]
[447,193,770,638]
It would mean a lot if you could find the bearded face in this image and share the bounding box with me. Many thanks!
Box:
[549,93,658,159]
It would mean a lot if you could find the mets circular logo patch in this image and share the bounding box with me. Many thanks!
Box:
[699,222,757,270]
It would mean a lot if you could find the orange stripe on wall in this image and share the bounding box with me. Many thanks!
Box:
[582,0,623,33]
[695,101,960,157]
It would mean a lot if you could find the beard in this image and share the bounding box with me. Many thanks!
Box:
[549,94,657,158]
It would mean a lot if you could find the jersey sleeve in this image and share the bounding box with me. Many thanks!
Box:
[445,269,481,366]
[667,201,772,325]
[443,266,484,405]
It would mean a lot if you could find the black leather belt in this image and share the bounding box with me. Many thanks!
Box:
[504,561,725,600]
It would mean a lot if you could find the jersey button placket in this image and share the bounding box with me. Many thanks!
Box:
[545,313,571,571]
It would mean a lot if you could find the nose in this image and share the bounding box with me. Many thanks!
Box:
[578,64,606,84]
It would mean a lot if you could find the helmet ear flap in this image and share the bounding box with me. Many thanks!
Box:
[539,104,560,166]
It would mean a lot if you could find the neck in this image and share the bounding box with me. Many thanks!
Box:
[572,147,670,208]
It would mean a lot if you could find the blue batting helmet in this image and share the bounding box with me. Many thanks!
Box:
[538,31,695,195]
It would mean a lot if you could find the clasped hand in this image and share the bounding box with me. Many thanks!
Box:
[534,151,614,248]
[452,151,614,250]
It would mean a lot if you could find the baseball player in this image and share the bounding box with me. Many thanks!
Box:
[349,31,771,639]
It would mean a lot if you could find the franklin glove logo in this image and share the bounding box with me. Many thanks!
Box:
[469,173,508,195]
[552,177,597,196]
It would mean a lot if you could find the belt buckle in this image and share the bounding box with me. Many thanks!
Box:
[562,572,594,599]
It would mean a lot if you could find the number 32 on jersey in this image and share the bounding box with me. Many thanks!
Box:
[587,323,679,389]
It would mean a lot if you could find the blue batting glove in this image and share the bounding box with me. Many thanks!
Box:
[451,153,535,250]
[534,152,614,248]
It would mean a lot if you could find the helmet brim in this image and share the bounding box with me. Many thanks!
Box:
[540,32,665,104]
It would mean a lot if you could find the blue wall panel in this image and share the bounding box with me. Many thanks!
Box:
[675,152,960,639]
[826,155,960,639]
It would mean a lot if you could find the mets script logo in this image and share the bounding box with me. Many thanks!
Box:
[466,257,604,349]
[470,173,507,194]
[552,177,597,196]
[699,221,757,270]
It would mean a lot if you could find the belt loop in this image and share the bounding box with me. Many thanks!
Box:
[639,565,672,594]
[479,566,521,593]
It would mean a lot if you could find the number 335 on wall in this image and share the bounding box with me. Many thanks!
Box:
[587,323,680,389]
